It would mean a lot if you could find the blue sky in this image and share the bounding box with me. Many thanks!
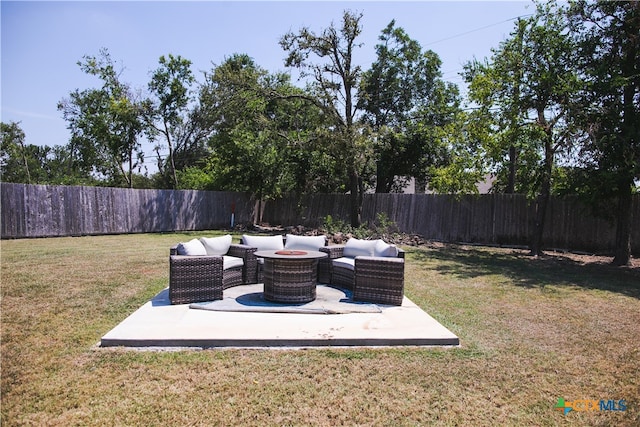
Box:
[2,0,533,159]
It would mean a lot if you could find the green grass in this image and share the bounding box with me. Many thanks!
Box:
[2,233,639,426]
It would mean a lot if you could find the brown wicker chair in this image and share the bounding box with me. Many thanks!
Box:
[354,256,405,306]
[169,243,256,304]
[319,239,405,306]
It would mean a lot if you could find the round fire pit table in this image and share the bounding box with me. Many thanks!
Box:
[254,250,328,303]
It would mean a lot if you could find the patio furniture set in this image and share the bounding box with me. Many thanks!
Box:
[169,234,405,307]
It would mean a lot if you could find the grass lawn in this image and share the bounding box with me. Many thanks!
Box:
[1,232,639,426]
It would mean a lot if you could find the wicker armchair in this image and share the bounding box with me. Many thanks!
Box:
[354,255,405,306]
[319,239,405,306]
[169,243,256,304]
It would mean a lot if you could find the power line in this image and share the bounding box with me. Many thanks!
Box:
[423,14,534,47]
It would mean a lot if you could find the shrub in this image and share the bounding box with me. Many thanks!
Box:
[320,213,400,241]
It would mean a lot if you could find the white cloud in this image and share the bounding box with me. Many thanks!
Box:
[1,108,58,121]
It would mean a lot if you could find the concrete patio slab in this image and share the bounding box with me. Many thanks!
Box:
[100,284,460,349]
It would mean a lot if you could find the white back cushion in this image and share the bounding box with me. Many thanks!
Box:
[242,234,284,251]
[343,238,377,258]
[176,238,207,256]
[200,235,232,256]
[284,234,326,251]
[374,239,399,257]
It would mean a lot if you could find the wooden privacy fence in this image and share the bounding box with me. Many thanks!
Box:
[261,193,640,255]
[2,183,638,255]
[1,183,252,238]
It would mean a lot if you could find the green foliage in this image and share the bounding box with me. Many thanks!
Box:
[359,21,463,193]
[370,212,400,238]
[200,54,335,200]
[175,166,214,190]
[464,3,583,197]
[58,48,145,187]
[320,212,400,240]
[1,121,101,185]
[321,214,371,239]
[464,2,585,255]
[320,214,342,235]
[1,121,30,183]
[566,0,640,264]
[281,10,367,226]
[22,0,639,263]
[570,5,640,185]
[429,161,483,195]
[146,54,203,189]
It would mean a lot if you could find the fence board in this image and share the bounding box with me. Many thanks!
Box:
[2,183,638,255]
[262,192,638,255]
[1,183,253,238]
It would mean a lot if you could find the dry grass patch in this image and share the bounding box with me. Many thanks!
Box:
[2,234,639,426]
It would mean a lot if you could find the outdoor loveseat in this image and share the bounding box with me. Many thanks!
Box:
[169,235,256,304]
[318,238,405,306]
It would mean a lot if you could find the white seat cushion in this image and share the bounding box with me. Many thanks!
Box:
[176,238,207,256]
[223,256,244,270]
[332,256,355,270]
[284,234,326,251]
[241,234,284,251]
[200,234,232,256]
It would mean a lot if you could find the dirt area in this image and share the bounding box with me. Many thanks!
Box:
[427,239,640,269]
[541,249,640,268]
[245,223,639,269]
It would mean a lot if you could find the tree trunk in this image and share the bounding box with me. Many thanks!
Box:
[154,146,165,176]
[530,130,553,257]
[529,191,549,257]
[349,171,361,227]
[164,121,178,189]
[128,151,133,188]
[127,143,134,189]
[612,179,633,266]
[612,11,638,267]
[375,160,392,193]
[253,194,264,225]
[506,145,516,194]
[19,140,31,184]
[415,178,427,194]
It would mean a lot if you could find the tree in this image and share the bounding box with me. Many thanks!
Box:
[146,54,202,189]
[568,1,640,266]
[58,49,145,187]
[1,121,30,183]
[464,3,582,256]
[424,108,488,194]
[200,54,332,221]
[280,10,366,226]
[359,20,461,193]
[1,121,99,185]
[200,54,283,204]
